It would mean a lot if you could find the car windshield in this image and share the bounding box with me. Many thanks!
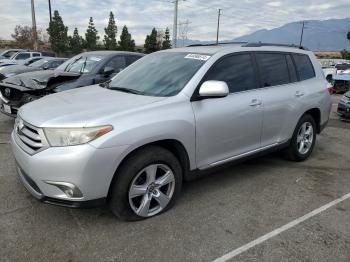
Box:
[2,50,19,59]
[29,58,51,68]
[109,52,208,97]
[55,54,103,74]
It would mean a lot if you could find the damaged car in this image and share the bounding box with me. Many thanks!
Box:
[0,57,67,81]
[0,51,143,117]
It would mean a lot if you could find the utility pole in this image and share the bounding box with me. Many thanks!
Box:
[216,9,222,45]
[173,0,178,48]
[48,0,52,23]
[299,21,305,47]
[31,0,38,51]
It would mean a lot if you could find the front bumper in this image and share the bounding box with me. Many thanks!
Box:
[11,131,129,207]
[337,101,350,119]
[0,91,20,117]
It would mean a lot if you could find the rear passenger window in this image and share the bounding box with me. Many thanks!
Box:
[204,54,257,93]
[256,53,290,87]
[292,54,315,81]
[286,55,298,83]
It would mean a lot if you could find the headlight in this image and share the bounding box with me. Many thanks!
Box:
[43,125,113,147]
[341,95,350,103]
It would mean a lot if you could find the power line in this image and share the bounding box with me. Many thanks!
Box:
[178,19,191,47]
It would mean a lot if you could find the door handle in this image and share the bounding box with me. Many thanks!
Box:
[249,99,262,107]
[295,91,305,97]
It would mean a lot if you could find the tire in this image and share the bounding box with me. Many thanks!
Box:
[109,145,183,221]
[284,114,317,162]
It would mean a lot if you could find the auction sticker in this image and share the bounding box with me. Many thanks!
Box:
[185,54,211,61]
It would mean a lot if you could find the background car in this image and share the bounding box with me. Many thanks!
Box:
[0,51,143,117]
[332,74,350,94]
[337,91,350,119]
[0,51,42,65]
[335,63,350,75]
[0,49,26,59]
[0,57,67,81]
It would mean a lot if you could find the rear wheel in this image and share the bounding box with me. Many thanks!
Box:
[109,146,182,221]
[284,114,316,162]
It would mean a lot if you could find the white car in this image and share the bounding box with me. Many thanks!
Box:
[0,52,42,66]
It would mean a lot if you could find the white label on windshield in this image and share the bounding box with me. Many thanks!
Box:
[185,54,211,61]
[90,56,102,61]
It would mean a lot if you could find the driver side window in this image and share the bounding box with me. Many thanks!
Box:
[204,53,257,93]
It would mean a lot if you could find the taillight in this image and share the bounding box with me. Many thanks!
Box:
[327,84,333,95]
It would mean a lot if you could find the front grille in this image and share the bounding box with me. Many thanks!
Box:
[14,117,49,155]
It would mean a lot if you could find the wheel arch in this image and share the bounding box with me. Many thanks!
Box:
[304,108,321,133]
[107,139,192,200]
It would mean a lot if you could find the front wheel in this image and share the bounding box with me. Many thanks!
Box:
[109,146,182,221]
[284,114,317,162]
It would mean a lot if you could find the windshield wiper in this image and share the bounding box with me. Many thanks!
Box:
[109,86,145,95]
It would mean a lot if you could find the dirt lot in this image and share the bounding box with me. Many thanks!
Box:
[0,95,349,262]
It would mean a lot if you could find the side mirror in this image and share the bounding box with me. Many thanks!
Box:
[103,66,115,76]
[199,81,229,98]
[43,65,49,70]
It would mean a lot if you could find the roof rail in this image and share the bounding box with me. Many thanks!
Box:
[242,42,308,50]
[186,41,248,47]
[186,41,308,50]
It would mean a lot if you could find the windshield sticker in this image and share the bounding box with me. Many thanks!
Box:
[185,54,211,61]
[90,56,102,62]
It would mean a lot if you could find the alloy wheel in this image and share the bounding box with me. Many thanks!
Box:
[128,164,175,217]
[297,122,314,155]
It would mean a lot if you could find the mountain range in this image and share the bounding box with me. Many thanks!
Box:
[180,18,350,51]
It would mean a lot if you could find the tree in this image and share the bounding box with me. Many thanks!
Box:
[118,25,135,51]
[69,28,84,54]
[12,25,35,49]
[144,28,160,54]
[340,50,350,60]
[104,12,118,50]
[85,17,99,50]
[47,10,68,53]
[162,27,171,50]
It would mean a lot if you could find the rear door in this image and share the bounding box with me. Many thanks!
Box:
[255,52,300,146]
[192,53,263,168]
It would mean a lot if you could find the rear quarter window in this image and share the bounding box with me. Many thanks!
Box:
[292,54,315,81]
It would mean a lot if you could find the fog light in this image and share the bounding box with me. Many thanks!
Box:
[44,181,83,198]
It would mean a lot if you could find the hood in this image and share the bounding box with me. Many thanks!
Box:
[19,85,167,127]
[2,70,80,90]
[0,65,39,75]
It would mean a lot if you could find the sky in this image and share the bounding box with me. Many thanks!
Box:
[0,0,349,45]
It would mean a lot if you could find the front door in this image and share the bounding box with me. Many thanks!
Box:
[191,53,263,168]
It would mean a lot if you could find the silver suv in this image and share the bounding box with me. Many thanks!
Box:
[11,43,332,220]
